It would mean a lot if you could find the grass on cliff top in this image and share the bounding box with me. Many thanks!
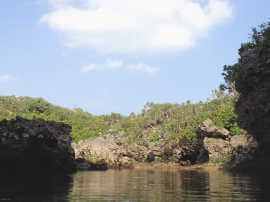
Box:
[0,92,246,143]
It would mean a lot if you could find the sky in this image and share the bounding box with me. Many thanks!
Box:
[1,0,270,115]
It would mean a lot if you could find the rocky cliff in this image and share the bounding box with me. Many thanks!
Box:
[235,45,270,145]
[0,116,76,175]
[72,119,256,169]
[218,22,270,171]
[220,23,270,152]
[199,119,258,167]
[72,132,204,169]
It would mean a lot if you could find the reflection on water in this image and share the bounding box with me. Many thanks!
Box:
[0,167,268,201]
[0,173,73,202]
[69,168,265,201]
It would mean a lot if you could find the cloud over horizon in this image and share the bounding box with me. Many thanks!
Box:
[41,0,232,54]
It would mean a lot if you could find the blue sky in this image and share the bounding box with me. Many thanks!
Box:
[1,0,270,115]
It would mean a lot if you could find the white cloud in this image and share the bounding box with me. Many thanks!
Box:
[41,0,232,54]
[81,59,158,74]
[105,59,123,69]
[81,64,97,72]
[128,63,159,74]
[81,59,123,72]
[0,74,14,82]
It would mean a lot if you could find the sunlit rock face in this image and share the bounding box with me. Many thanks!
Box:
[198,119,258,166]
[72,132,204,168]
[198,119,232,161]
[0,116,76,175]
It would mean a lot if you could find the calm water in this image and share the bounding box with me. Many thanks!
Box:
[0,167,269,201]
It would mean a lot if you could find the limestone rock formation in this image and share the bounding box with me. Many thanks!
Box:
[199,119,258,164]
[72,134,135,168]
[72,132,203,168]
[0,116,76,175]
[73,118,259,168]
[199,119,230,139]
[230,135,258,167]
[203,137,232,160]
[75,158,108,170]
[199,119,232,161]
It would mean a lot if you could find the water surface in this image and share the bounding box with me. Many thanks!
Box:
[1,167,268,201]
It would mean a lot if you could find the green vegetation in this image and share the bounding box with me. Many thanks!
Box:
[220,21,270,93]
[0,92,245,143]
[219,21,270,140]
[0,96,110,142]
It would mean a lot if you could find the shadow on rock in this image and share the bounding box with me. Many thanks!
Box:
[75,158,108,171]
[0,116,77,175]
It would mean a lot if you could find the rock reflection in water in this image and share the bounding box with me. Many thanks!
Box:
[71,169,183,201]
[0,168,266,201]
[179,169,260,201]
[70,168,263,201]
[0,173,73,202]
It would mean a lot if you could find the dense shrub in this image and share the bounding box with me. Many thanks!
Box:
[221,22,270,92]
[0,93,245,143]
[0,96,110,142]
[220,21,270,139]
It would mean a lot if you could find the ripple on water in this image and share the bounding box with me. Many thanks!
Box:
[67,168,266,201]
[0,168,267,201]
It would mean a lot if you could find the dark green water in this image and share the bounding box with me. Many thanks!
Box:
[0,168,269,201]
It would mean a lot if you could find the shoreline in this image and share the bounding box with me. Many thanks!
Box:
[76,161,223,171]
[133,162,222,171]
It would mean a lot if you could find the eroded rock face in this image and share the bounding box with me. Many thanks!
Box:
[72,133,203,168]
[199,119,232,161]
[74,118,259,169]
[199,119,259,165]
[199,119,230,139]
[0,116,76,175]
[72,134,135,169]
[230,135,259,167]
[203,137,232,160]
